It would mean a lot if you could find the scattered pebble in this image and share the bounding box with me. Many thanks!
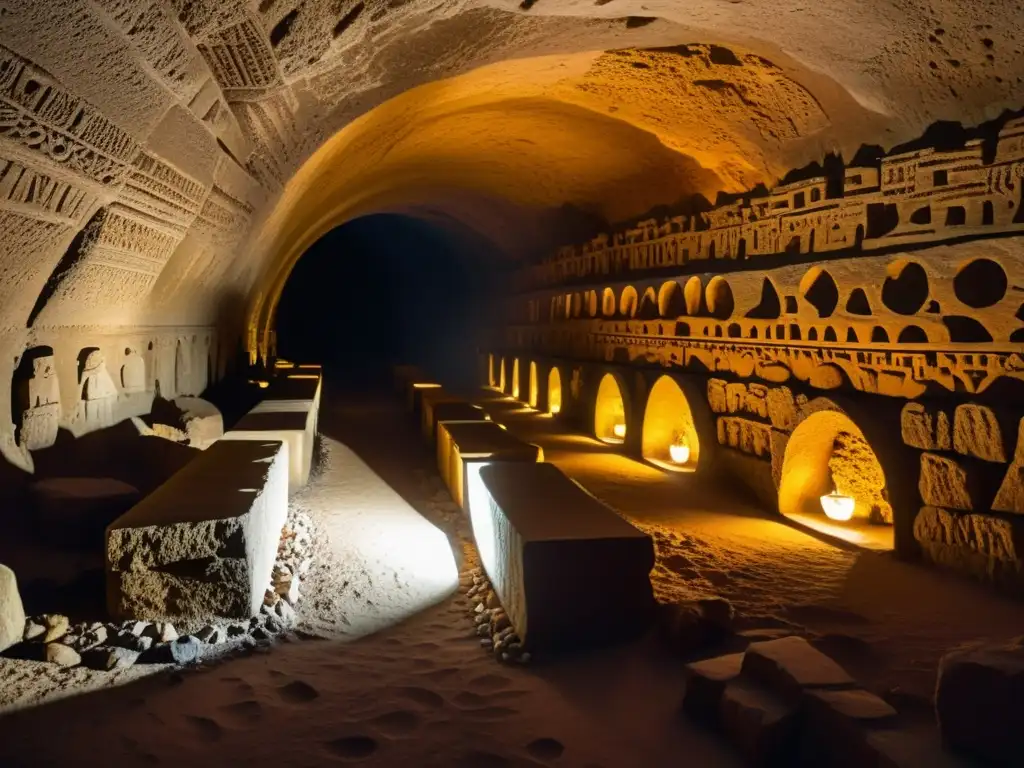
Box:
[44,643,81,667]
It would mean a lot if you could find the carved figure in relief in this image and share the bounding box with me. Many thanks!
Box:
[17,352,60,451]
[80,350,117,431]
[120,347,146,394]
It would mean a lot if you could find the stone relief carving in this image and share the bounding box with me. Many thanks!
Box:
[13,348,60,451]
[78,348,118,431]
[120,347,146,394]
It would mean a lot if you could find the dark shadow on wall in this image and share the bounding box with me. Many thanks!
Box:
[275,213,495,391]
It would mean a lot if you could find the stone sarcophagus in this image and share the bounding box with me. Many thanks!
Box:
[421,391,489,444]
[106,439,289,622]
[476,461,656,650]
[436,420,541,513]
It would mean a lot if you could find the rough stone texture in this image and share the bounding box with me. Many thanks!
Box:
[173,397,224,449]
[830,430,893,523]
[0,564,25,653]
[741,636,856,704]
[919,454,974,511]
[29,477,140,548]
[424,398,490,445]
[800,688,900,766]
[993,419,1024,515]
[765,387,799,431]
[936,639,1024,765]
[438,420,541,512]
[719,680,798,766]
[44,643,81,667]
[476,461,656,651]
[683,652,744,723]
[224,408,314,491]
[953,404,1006,463]
[901,402,952,451]
[916,506,1024,592]
[106,439,289,622]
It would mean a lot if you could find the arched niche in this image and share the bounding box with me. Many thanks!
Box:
[511,358,521,399]
[658,280,685,318]
[641,375,700,472]
[498,357,506,392]
[620,285,639,317]
[586,290,598,317]
[528,361,539,408]
[601,287,616,317]
[487,353,496,387]
[548,367,563,415]
[778,409,894,550]
[594,372,627,444]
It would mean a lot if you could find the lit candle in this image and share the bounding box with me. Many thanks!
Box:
[612,423,626,439]
[820,489,855,522]
[669,442,690,464]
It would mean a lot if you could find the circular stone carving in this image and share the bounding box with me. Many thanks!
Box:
[881,260,929,316]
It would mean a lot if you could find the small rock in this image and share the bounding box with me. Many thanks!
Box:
[143,622,178,644]
[519,652,531,664]
[485,590,500,610]
[683,652,745,724]
[742,636,855,704]
[263,588,279,607]
[698,597,735,634]
[479,637,492,648]
[227,624,247,638]
[249,616,263,630]
[274,600,295,625]
[127,621,149,637]
[286,578,301,605]
[41,614,69,643]
[195,625,227,644]
[45,642,81,667]
[251,627,272,642]
[474,612,489,626]
[492,613,512,633]
[170,636,201,664]
[264,615,282,634]
[23,619,45,642]
[476,624,490,638]
[719,680,798,765]
[82,646,138,671]
[474,602,485,614]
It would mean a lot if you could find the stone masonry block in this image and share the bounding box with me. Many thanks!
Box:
[953,404,1006,463]
[901,402,951,451]
[106,439,288,622]
[477,462,655,651]
[741,636,855,704]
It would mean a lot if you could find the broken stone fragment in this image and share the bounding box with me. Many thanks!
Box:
[900,402,951,451]
[992,419,1024,515]
[741,636,855,704]
[918,454,974,511]
[23,618,45,642]
[935,639,1024,765]
[141,635,202,665]
[45,642,82,667]
[196,625,226,644]
[719,679,798,765]
[41,614,69,644]
[142,622,178,643]
[683,652,744,724]
[82,646,139,671]
[0,565,25,653]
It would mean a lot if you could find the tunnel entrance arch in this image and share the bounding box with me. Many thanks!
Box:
[778,409,894,550]
[641,375,700,472]
[594,373,627,444]
[528,361,539,407]
[548,367,563,415]
[511,358,520,399]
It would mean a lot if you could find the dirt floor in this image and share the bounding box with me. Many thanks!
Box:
[1,386,1023,766]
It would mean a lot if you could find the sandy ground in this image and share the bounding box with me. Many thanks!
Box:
[2,388,1024,766]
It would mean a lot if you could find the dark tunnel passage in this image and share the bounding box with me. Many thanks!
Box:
[274,214,495,390]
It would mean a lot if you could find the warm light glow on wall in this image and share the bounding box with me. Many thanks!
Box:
[288,374,321,380]
[528,361,539,408]
[820,489,855,522]
[548,367,563,415]
[275,359,295,368]
[499,359,506,392]
[488,353,496,388]
[594,373,627,444]
[466,461,497,576]
[641,375,700,472]
[511,359,520,399]
[249,379,270,389]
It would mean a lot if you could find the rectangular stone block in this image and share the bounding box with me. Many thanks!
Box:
[914,506,1024,591]
[477,461,656,651]
[683,652,744,725]
[426,400,489,448]
[106,439,288,622]
[419,388,468,443]
[407,381,442,419]
[223,408,314,490]
[438,421,541,513]
[266,372,322,436]
[719,680,798,766]
[742,636,856,704]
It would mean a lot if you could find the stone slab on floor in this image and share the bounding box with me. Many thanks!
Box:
[224,408,314,491]
[742,635,856,703]
[106,439,289,622]
[266,372,322,432]
[683,652,744,724]
[438,420,541,513]
[719,679,798,766]
[477,461,656,651]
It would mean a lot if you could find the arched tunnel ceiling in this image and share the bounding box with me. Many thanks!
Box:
[0,0,1020,339]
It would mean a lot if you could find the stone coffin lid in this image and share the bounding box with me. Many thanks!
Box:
[479,461,652,544]
[107,439,285,529]
[266,375,321,402]
[249,399,313,414]
[232,410,308,432]
[443,421,539,460]
[420,388,464,408]
[433,401,489,423]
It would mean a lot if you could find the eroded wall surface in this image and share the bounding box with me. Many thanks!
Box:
[0,0,1021,472]
[492,118,1024,592]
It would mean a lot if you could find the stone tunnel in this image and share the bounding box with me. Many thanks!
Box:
[1,0,1024,766]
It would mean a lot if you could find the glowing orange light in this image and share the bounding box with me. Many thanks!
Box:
[669,441,691,465]
[612,423,626,439]
[820,490,855,522]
